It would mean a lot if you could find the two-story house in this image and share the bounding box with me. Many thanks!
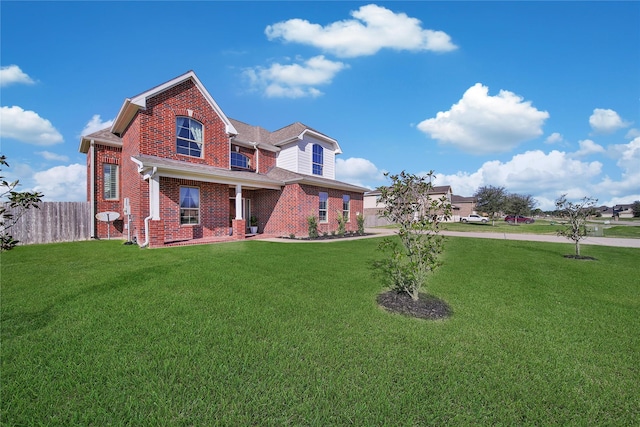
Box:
[79,71,367,247]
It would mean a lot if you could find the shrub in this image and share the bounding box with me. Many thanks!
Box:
[307,215,319,239]
[357,213,365,235]
[336,211,347,236]
[372,171,451,300]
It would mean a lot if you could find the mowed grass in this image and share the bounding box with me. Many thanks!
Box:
[1,237,638,425]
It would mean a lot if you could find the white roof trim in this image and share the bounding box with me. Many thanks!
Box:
[111,71,238,136]
[301,129,342,154]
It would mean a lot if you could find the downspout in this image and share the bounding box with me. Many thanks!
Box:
[89,140,96,238]
[141,166,158,248]
[251,142,259,173]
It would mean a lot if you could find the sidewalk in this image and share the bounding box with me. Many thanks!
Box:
[258,228,640,248]
[437,230,640,248]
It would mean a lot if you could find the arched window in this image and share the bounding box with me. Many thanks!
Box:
[176,117,203,158]
[231,151,250,169]
[312,144,323,176]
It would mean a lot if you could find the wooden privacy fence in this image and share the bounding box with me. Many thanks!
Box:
[2,202,92,245]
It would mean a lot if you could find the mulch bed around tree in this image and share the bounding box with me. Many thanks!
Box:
[563,255,597,260]
[377,291,453,320]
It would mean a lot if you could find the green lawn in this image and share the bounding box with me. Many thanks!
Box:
[2,238,638,425]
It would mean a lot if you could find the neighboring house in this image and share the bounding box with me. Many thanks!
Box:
[79,71,367,247]
[363,185,454,227]
[599,204,635,220]
[451,195,477,221]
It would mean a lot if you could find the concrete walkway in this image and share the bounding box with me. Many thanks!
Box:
[260,228,640,248]
[438,230,640,248]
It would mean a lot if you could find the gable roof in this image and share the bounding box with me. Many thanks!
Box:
[229,119,342,154]
[451,194,476,203]
[110,70,238,136]
[270,122,342,154]
[78,127,123,153]
[228,118,279,152]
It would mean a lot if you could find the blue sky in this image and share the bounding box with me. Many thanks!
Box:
[1,1,638,210]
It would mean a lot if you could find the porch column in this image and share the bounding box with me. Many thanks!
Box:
[235,184,243,219]
[149,173,160,220]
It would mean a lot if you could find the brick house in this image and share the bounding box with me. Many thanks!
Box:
[363,185,455,226]
[79,71,367,247]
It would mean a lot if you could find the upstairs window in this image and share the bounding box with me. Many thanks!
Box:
[231,151,250,169]
[342,195,350,221]
[319,192,328,222]
[103,163,118,200]
[176,117,203,158]
[312,144,323,176]
[179,186,200,225]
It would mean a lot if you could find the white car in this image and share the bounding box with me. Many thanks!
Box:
[461,214,488,223]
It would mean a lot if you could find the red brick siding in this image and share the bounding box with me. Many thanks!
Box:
[252,184,364,237]
[93,144,124,239]
[121,115,144,243]
[159,177,229,243]
[138,79,230,168]
[258,149,277,173]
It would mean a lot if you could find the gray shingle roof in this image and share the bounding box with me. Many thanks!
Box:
[78,127,123,153]
[229,119,335,147]
[267,167,369,193]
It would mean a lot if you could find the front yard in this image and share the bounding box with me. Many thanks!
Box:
[1,237,638,425]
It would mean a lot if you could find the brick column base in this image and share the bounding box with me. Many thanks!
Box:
[232,219,246,240]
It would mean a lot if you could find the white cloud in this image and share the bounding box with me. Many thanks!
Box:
[336,157,386,188]
[433,150,603,210]
[265,4,457,58]
[573,139,605,157]
[417,83,549,154]
[0,65,35,87]
[589,108,630,134]
[36,151,70,162]
[611,136,640,171]
[81,114,114,136]
[32,164,86,201]
[624,128,640,139]
[244,55,347,98]
[545,132,563,144]
[0,105,63,145]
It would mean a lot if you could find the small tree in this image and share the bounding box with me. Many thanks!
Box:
[555,194,598,257]
[307,215,319,239]
[336,211,346,236]
[505,193,536,223]
[473,185,507,225]
[356,213,365,235]
[373,171,451,301]
[632,200,640,218]
[1,155,44,250]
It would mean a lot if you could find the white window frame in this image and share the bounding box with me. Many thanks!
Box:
[342,195,350,222]
[176,117,204,158]
[312,144,323,176]
[179,186,200,225]
[231,151,250,169]
[319,192,328,223]
[103,163,118,200]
